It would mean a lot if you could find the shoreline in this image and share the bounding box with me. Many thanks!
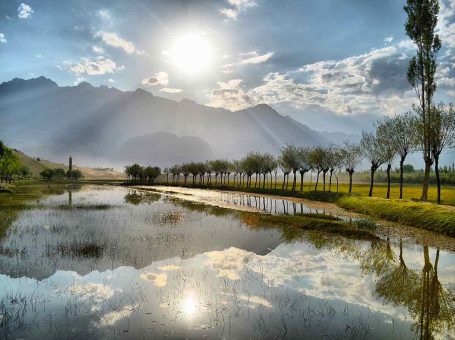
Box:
[130,182,455,237]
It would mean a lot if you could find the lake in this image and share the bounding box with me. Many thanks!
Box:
[0,185,454,339]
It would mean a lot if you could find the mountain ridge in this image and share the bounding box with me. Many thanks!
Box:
[0,77,331,167]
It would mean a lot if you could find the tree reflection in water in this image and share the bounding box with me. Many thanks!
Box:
[373,241,455,339]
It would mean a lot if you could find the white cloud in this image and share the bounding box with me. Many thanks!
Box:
[240,51,273,64]
[438,0,455,49]
[107,78,114,84]
[219,0,257,21]
[35,53,43,58]
[159,87,183,94]
[141,72,169,86]
[384,36,394,43]
[70,56,123,75]
[95,31,137,54]
[92,46,105,54]
[0,32,6,43]
[18,3,33,19]
[210,40,432,115]
[207,79,254,111]
[222,51,273,72]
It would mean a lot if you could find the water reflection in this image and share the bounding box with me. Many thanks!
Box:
[0,239,453,339]
[150,186,340,217]
[0,186,454,339]
[0,186,283,279]
[373,242,455,339]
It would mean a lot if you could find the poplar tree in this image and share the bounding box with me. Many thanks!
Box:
[404,0,441,201]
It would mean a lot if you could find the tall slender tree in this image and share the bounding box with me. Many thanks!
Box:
[404,0,441,201]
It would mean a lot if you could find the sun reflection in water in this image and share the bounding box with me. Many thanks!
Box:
[182,293,197,318]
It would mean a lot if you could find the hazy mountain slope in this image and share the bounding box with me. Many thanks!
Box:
[0,77,329,166]
[12,149,125,179]
[115,131,213,165]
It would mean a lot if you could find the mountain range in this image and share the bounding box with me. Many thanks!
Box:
[0,76,343,167]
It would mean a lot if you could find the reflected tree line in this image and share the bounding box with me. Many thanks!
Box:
[371,240,455,339]
[337,235,455,340]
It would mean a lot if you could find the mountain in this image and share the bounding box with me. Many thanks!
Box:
[0,77,330,166]
[115,131,213,165]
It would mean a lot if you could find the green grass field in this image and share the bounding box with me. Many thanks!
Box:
[164,176,455,206]
[323,182,455,206]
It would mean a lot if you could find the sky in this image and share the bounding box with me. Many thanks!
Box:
[0,0,455,134]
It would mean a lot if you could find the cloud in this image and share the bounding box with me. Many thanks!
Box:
[244,40,419,115]
[209,40,449,115]
[141,72,169,86]
[239,51,273,65]
[384,36,394,43]
[222,51,273,72]
[92,46,105,54]
[159,87,183,93]
[207,79,254,111]
[18,3,33,19]
[0,32,6,43]
[69,56,123,75]
[219,0,257,21]
[95,31,138,54]
[438,0,455,49]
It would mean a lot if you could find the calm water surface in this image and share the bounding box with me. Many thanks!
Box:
[0,185,454,339]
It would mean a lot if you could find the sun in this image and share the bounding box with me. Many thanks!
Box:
[164,33,214,73]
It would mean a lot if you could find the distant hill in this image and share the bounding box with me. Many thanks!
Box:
[0,77,330,166]
[13,149,125,179]
[116,131,213,165]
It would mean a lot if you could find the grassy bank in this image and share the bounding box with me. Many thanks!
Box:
[149,182,455,236]
[337,196,455,236]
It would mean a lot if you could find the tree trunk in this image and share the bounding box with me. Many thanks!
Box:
[292,170,297,191]
[435,154,441,204]
[314,171,320,191]
[421,158,432,201]
[274,173,277,189]
[368,164,376,197]
[399,157,405,199]
[323,171,327,191]
[282,174,286,190]
[349,171,353,194]
[300,172,304,191]
[263,174,266,189]
[386,163,391,199]
[329,170,333,192]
